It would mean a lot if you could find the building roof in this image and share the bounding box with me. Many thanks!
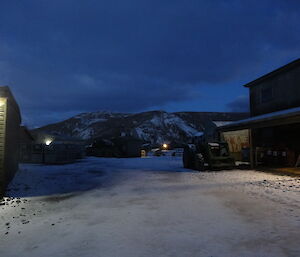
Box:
[20,126,34,141]
[194,131,204,137]
[31,131,85,144]
[212,121,233,127]
[218,106,300,132]
[244,58,300,88]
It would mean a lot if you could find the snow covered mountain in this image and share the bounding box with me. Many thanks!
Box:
[33,111,247,145]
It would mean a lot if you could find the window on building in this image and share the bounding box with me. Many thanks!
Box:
[261,87,274,103]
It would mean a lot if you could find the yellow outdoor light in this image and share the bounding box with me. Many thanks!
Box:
[45,139,53,146]
[162,143,168,149]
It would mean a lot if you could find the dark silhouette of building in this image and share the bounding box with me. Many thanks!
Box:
[20,131,86,164]
[87,135,144,158]
[246,59,300,116]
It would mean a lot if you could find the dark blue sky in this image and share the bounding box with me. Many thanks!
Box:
[0,0,299,127]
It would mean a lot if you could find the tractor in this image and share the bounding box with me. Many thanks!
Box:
[183,134,235,171]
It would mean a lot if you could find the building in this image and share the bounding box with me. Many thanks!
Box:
[19,126,35,162]
[0,86,21,196]
[191,117,249,161]
[87,136,144,158]
[220,59,300,168]
[20,131,86,164]
[248,59,300,116]
[113,136,144,157]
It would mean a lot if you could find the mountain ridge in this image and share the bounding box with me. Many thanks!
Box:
[32,110,248,145]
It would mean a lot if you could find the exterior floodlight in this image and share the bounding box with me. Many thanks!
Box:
[45,139,52,146]
[163,143,168,149]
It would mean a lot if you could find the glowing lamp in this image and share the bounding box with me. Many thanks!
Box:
[162,143,168,149]
[45,139,52,146]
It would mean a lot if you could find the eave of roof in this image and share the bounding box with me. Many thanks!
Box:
[20,126,34,141]
[243,58,300,88]
[218,106,300,132]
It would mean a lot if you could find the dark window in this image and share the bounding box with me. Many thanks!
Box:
[261,87,274,103]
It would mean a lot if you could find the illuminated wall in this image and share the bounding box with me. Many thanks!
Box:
[0,87,21,196]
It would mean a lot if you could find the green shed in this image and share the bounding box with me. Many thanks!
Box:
[0,86,21,196]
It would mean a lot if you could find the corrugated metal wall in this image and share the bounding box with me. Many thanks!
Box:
[4,97,21,183]
[0,98,7,195]
[0,87,21,197]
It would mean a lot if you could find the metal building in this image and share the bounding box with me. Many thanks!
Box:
[0,86,21,196]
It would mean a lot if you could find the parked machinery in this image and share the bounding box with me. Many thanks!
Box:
[183,134,235,171]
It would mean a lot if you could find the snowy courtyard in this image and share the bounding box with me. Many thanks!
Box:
[1,156,300,257]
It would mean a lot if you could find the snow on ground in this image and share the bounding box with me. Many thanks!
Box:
[0,157,300,257]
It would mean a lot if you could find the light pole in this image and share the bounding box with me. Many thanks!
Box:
[42,139,53,164]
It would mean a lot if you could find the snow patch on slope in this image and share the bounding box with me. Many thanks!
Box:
[134,113,201,144]
[36,111,246,145]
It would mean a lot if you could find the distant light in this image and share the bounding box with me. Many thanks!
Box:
[162,144,168,149]
[45,139,52,146]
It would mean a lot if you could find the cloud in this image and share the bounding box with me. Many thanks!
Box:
[0,0,299,126]
[227,95,250,112]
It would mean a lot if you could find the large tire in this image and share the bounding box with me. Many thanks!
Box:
[195,153,205,171]
[183,146,194,169]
